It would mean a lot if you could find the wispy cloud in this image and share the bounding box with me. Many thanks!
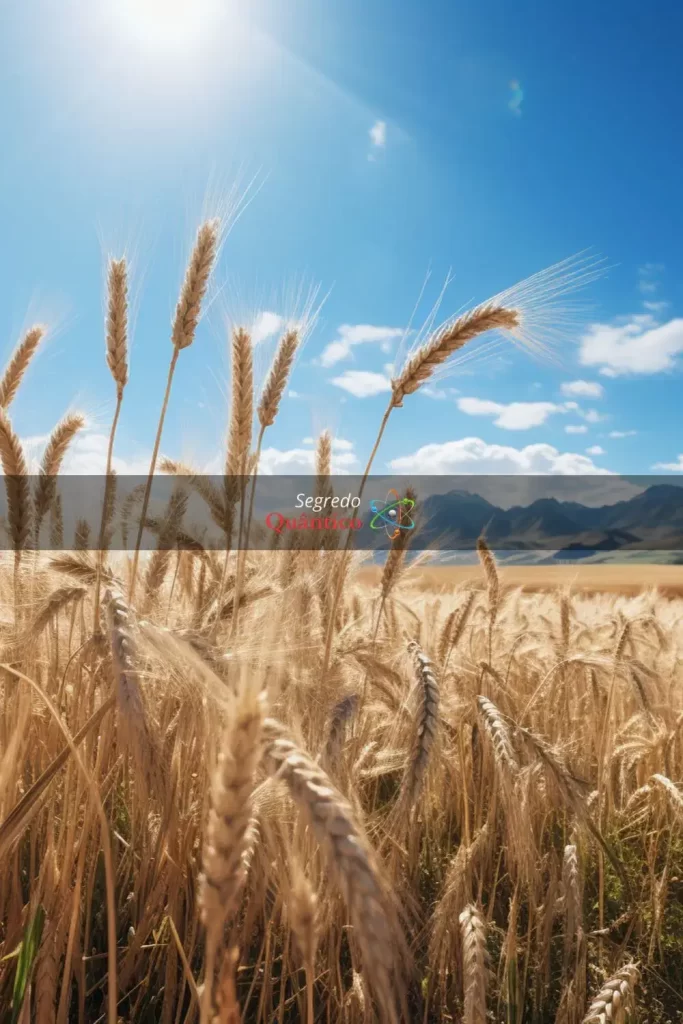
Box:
[609,430,637,438]
[330,370,392,397]
[560,379,604,399]
[565,425,588,435]
[457,397,563,430]
[587,445,605,455]
[637,263,664,295]
[653,454,683,471]
[369,119,386,148]
[320,324,403,368]
[508,80,524,117]
[579,313,683,376]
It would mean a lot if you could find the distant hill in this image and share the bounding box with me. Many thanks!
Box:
[407,483,683,554]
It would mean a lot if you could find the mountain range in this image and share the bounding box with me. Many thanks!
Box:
[412,483,683,555]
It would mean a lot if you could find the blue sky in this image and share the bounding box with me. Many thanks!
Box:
[1,0,682,479]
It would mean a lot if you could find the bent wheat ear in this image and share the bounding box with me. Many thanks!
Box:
[261,719,408,1024]
[0,324,45,409]
[392,304,519,407]
[34,413,85,532]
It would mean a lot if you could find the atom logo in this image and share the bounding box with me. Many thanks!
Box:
[369,489,416,541]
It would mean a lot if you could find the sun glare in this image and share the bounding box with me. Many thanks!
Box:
[116,0,221,50]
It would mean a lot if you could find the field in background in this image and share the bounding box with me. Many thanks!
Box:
[357,563,683,597]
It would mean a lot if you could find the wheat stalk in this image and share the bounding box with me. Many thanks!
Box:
[130,219,220,600]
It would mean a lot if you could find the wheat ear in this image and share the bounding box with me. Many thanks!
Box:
[0,324,46,409]
[403,640,440,808]
[225,327,254,638]
[459,904,487,1024]
[392,304,519,407]
[583,963,639,1023]
[105,588,164,801]
[0,407,31,554]
[199,684,264,1024]
[258,329,299,428]
[34,412,85,538]
[261,719,408,1024]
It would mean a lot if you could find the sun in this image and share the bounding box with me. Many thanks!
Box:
[116,0,221,50]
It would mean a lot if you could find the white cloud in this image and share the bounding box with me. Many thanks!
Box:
[258,446,357,474]
[583,410,604,424]
[560,379,604,399]
[586,445,605,455]
[388,437,610,476]
[579,313,683,376]
[251,311,284,345]
[565,425,588,435]
[330,370,392,397]
[288,390,300,399]
[369,120,386,148]
[609,430,637,438]
[563,401,579,411]
[320,324,403,368]
[457,397,562,430]
[653,455,683,471]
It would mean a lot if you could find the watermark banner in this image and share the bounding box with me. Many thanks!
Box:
[2,474,683,552]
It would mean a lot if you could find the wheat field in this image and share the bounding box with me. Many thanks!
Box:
[1,221,682,1024]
